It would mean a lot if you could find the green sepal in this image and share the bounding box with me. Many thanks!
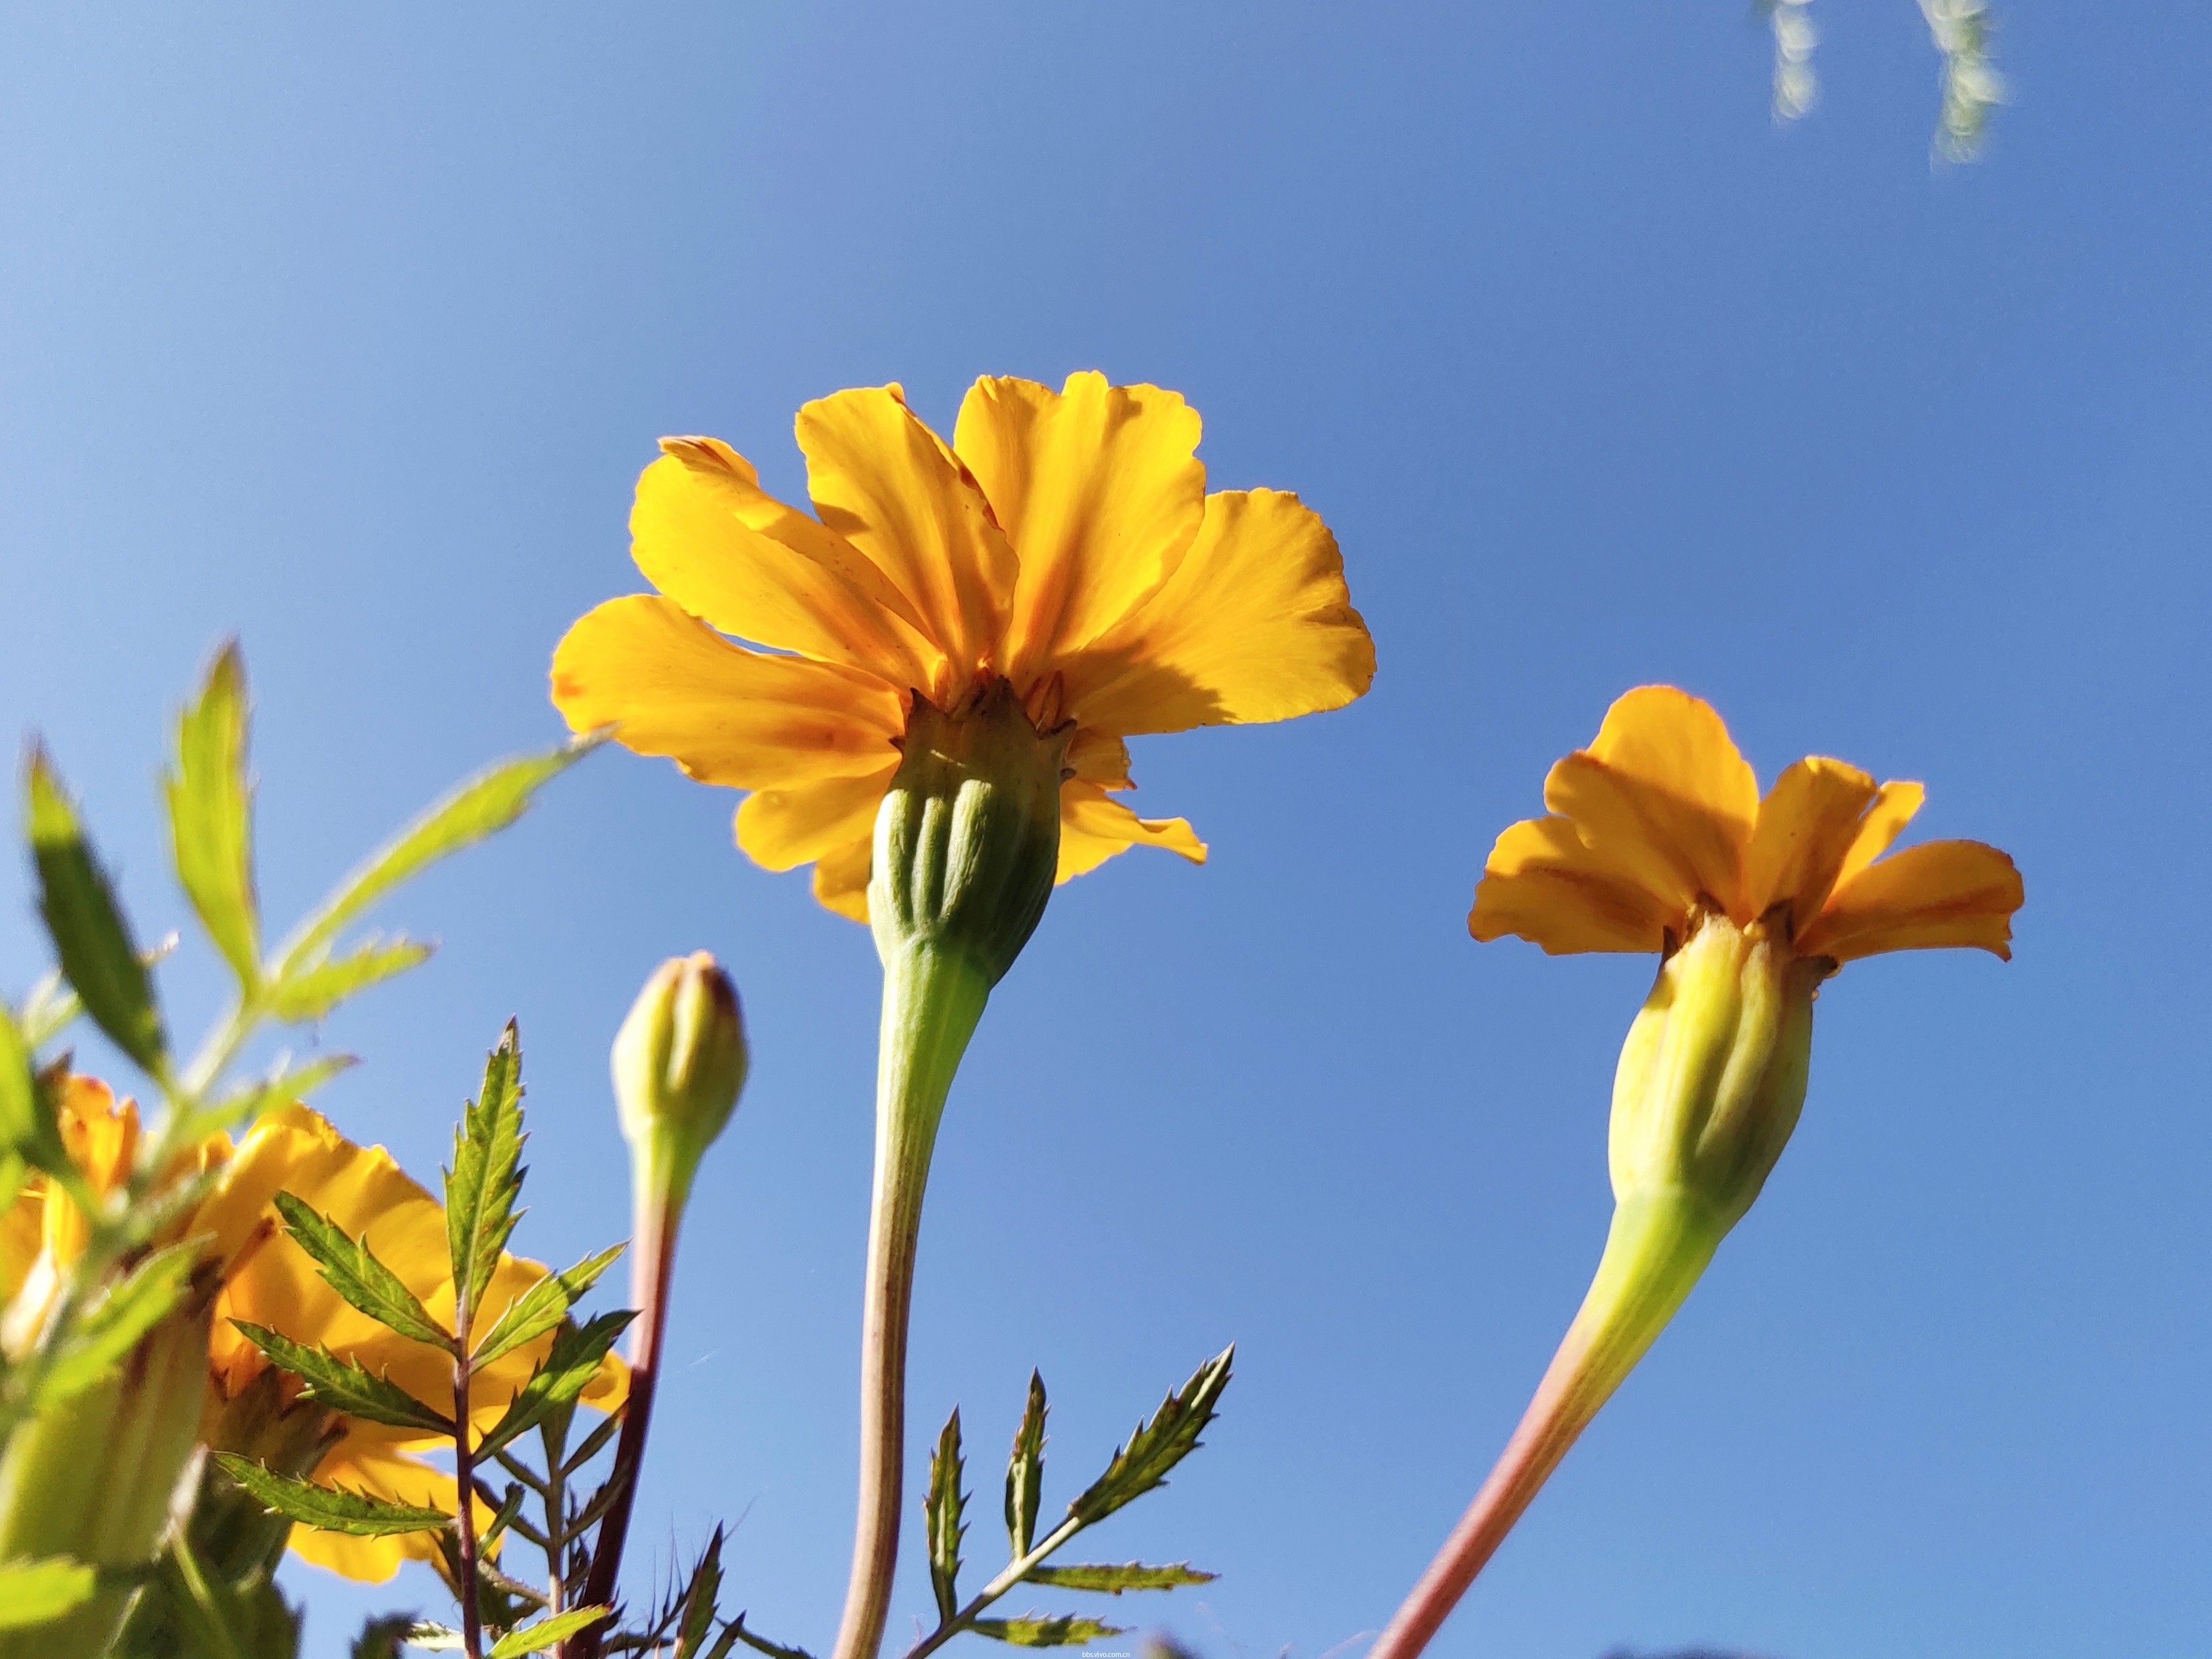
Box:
[25,746,167,1074]
[229,1323,453,1434]
[927,1407,967,1624]
[1004,1369,1047,1558]
[475,1310,634,1459]
[1024,1563,1216,1593]
[31,1240,203,1408]
[471,1240,624,1368]
[164,640,262,989]
[486,1605,610,1658]
[213,1455,450,1537]
[269,936,433,1024]
[970,1616,1128,1646]
[1067,1346,1233,1525]
[445,1023,526,1329]
[272,1190,451,1349]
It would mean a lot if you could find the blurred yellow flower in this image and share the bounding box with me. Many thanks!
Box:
[551,372,1375,919]
[0,1083,626,1584]
[1468,684,2023,963]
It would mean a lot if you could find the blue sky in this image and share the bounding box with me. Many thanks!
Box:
[1,3,2205,1655]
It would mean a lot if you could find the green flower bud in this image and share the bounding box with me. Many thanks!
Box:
[869,680,1069,988]
[612,952,749,1216]
[1608,911,1825,1233]
[0,1268,217,1658]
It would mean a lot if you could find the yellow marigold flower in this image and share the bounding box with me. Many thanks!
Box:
[1467,683,2023,962]
[550,372,1376,919]
[0,1085,627,1586]
[1372,687,2025,1659]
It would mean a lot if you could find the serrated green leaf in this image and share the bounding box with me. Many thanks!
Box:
[34,1238,202,1407]
[0,1555,98,1629]
[399,1623,463,1652]
[349,1613,423,1658]
[447,1023,526,1329]
[1068,1346,1232,1526]
[1005,1369,1047,1558]
[269,936,434,1024]
[0,1000,68,1177]
[970,1616,1127,1646]
[196,1051,358,1136]
[1024,1563,1216,1594]
[477,1309,634,1459]
[673,1526,726,1659]
[26,746,166,1073]
[232,1322,453,1433]
[471,1240,623,1369]
[165,641,262,988]
[483,1482,526,1549]
[927,1406,966,1624]
[273,1190,451,1350]
[271,739,598,984]
[214,1454,450,1537]
[723,1614,815,1659]
[485,1604,610,1658]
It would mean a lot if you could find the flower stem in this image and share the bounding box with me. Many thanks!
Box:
[566,1193,681,1659]
[453,1339,485,1659]
[830,942,992,1659]
[1367,1188,1726,1659]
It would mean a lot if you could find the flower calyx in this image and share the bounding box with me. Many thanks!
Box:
[869,679,1071,988]
[612,952,750,1218]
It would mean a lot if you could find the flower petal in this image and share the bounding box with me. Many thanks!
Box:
[1055,780,1207,883]
[796,386,1017,681]
[1795,839,2023,961]
[1065,728,1133,790]
[1830,780,1925,891]
[1543,687,1759,919]
[812,833,874,922]
[1057,489,1375,736]
[1741,756,1880,929]
[734,766,896,872]
[631,439,939,686]
[1468,814,1675,954]
[953,373,1206,686]
[552,596,904,788]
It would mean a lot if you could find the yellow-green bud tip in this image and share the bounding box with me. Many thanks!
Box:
[612,951,748,1213]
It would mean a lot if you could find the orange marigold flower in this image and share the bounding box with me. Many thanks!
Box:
[1467,684,2023,963]
[550,372,1376,919]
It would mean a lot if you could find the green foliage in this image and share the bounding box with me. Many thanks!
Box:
[927,1408,967,1624]
[1068,1347,1233,1525]
[269,740,599,986]
[485,1606,611,1658]
[26,745,167,1073]
[472,1242,625,1369]
[31,1240,202,1408]
[0,1001,69,1178]
[349,1616,421,1659]
[1023,1563,1214,1594]
[446,1024,527,1331]
[970,1617,1127,1647]
[671,1527,727,1659]
[477,1311,634,1459]
[724,1614,816,1659]
[199,1053,358,1136]
[271,1190,452,1350]
[267,938,433,1025]
[1003,1370,1046,1559]
[0,1557,98,1630]
[229,1323,453,1434]
[214,1454,451,1539]
[164,641,261,990]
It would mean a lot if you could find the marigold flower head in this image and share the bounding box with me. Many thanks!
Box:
[1468,685,2024,964]
[0,1085,627,1585]
[550,372,1376,919]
